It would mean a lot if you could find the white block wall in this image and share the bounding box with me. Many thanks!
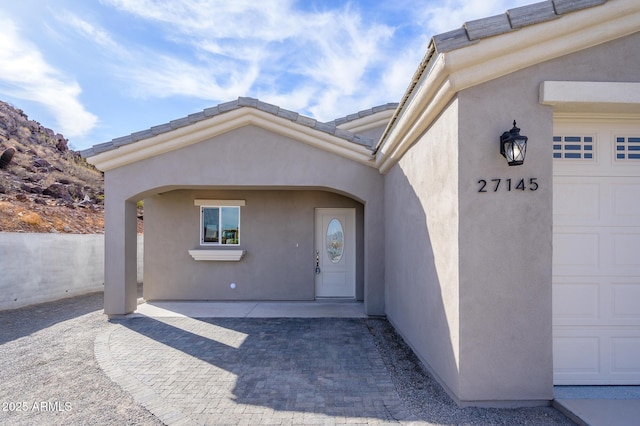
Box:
[0,233,143,310]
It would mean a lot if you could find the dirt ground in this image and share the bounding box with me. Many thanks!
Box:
[0,198,143,234]
[0,199,104,234]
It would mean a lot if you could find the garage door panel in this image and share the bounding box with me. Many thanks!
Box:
[612,232,640,270]
[612,183,640,221]
[553,231,600,275]
[611,282,640,320]
[611,337,640,373]
[553,336,600,374]
[554,178,640,226]
[554,278,640,326]
[554,228,640,276]
[554,181,600,225]
[554,328,640,384]
[553,282,599,320]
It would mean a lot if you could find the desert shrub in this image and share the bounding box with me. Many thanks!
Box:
[20,212,44,226]
[17,126,31,140]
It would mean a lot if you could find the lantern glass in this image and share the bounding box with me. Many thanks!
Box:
[505,138,526,165]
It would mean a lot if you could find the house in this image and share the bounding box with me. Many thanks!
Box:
[83,0,640,408]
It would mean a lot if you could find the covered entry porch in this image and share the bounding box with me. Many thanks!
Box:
[89,109,387,317]
[141,188,366,303]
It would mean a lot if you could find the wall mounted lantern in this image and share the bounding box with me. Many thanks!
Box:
[500,121,528,166]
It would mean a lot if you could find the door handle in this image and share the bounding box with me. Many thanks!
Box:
[315,250,321,274]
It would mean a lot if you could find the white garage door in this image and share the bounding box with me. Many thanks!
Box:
[553,120,640,385]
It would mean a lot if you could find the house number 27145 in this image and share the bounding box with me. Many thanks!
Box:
[477,178,539,192]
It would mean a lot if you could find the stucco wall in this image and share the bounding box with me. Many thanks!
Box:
[536,30,640,84]
[103,124,385,314]
[144,189,364,301]
[384,32,640,406]
[455,32,640,404]
[0,233,143,310]
[456,76,554,405]
[384,100,461,397]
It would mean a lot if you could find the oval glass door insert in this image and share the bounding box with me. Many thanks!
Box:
[326,218,344,263]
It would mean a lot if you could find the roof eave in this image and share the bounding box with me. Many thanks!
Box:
[336,107,398,134]
[375,0,640,174]
[86,108,377,172]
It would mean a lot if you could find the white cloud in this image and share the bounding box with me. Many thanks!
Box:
[97,0,403,120]
[123,53,260,100]
[60,12,120,51]
[255,85,316,116]
[26,0,537,131]
[382,45,428,98]
[0,16,97,137]
[302,7,394,95]
[56,7,260,101]
[102,0,301,42]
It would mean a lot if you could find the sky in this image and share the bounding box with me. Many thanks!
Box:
[0,0,533,151]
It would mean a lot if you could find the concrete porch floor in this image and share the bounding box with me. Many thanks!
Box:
[131,300,368,318]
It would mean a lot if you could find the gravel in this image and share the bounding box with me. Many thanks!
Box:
[365,319,574,425]
[0,291,161,426]
[0,292,573,425]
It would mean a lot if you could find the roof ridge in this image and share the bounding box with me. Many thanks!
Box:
[327,103,399,127]
[81,97,375,158]
[433,0,608,52]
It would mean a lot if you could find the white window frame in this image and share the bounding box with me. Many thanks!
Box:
[194,200,245,246]
[614,135,640,161]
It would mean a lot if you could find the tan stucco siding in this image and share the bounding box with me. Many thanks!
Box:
[143,189,364,301]
[384,100,461,398]
[456,74,554,404]
[103,125,385,314]
[383,31,640,406]
[540,30,640,83]
[103,125,379,203]
[454,32,640,403]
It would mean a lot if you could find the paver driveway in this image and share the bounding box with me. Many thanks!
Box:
[1,291,574,425]
[97,317,411,425]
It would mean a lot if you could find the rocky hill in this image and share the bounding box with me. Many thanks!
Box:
[0,100,105,234]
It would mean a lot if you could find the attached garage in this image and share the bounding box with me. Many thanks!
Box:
[553,117,640,384]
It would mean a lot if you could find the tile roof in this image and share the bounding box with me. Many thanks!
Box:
[432,0,608,52]
[327,103,399,127]
[374,0,611,159]
[81,97,383,158]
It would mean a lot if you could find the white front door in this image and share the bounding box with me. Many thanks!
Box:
[315,208,356,298]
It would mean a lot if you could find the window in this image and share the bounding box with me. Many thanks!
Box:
[615,136,640,160]
[553,135,595,160]
[195,200,244,246]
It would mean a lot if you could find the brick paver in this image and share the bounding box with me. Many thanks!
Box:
[96,317,415,425]
[1,291,572,425]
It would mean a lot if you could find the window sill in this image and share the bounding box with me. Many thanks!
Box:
[188,249,246,261]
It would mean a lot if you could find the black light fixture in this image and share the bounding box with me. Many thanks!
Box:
[500,120,528,166]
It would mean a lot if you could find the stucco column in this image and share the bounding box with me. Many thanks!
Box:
[364,198,385,316]
[456,86,554,405]
[104,198,138,316]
